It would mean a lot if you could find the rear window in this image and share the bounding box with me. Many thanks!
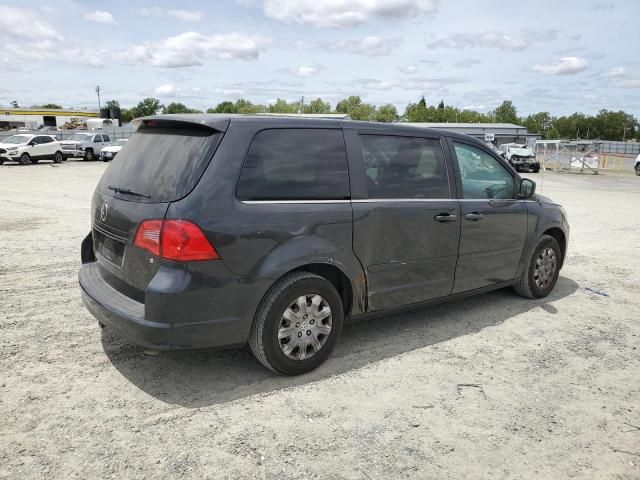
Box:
[98,124,221,203]
[236,129,349,200]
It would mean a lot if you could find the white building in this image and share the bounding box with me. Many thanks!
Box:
[0,107,101,129]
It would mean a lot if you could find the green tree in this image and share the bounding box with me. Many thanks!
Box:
[336,96,376,121]
[34,103,63,109]
[437,100,445,109]
[303,98,331,114]
[375,104,399,123]
[104,100,120,110]
[162,102,201,114]
[128,98,163,119]
[268,98,299,114]
[120,108,133,124]
[207,101,236,114]
[494,100,518,124]
[234,99,264,114]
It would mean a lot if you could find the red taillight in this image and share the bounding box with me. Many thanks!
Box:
[133,220,219,261]
[133,220,162,257]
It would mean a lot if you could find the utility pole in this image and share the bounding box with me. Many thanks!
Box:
[299,96,304,114]
[623,125,628,142]
[95,86,101,112]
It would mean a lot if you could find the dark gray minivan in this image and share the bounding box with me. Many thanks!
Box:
[79,115,569,375]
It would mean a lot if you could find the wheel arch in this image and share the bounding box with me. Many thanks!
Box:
[542,227,566,267]
[289,263,355,317]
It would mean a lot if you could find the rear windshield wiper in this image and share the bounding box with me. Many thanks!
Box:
[108,185,151,199]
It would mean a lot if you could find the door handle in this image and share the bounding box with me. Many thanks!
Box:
[434,214,457,223]
[465,213,484,221]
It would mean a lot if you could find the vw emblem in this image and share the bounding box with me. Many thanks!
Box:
[100,203,108,222]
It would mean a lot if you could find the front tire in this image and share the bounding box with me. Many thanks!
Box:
[19,153,32,165]
[514,235,561,299]
[249,272,344,376]
[85,149,95,161]
[53,151,63,163]
[635,164,640,176]
[532,166,540,173]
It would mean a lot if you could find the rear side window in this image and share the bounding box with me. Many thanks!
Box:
[360,135,450,199]
[236,129,349,200]
[98,124,222,203]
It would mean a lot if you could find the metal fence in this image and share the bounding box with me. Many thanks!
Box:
[600,140,640,155]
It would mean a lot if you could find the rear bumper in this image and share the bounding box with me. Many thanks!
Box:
[79,261,272,350]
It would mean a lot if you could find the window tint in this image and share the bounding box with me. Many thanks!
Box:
[360,135,450,199]
[93,136,102,143]
[103,135,111,142]
[453,142,516,199]
[39,136,53,144]
[236,129,349,200]
[98,125,222,203]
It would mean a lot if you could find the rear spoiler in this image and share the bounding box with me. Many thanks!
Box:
[132,115,230,134]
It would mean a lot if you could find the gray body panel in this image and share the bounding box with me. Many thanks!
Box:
[79,115,569,350]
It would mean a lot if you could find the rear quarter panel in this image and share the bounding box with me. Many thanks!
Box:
[166,120,366,317]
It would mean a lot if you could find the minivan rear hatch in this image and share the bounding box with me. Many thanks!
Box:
[92,117,228,299]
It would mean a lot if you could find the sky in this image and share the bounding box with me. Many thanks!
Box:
[0,0,638,116]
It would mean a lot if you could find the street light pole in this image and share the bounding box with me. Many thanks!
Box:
[95,86,101,112]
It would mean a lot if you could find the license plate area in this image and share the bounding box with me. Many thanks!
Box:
[93,228,125,267]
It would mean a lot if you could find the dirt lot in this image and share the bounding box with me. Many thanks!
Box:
[1,161,639,479]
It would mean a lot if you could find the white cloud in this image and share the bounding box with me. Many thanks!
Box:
[0,6,107,67]
[429,32,528,50]
[533,56,588,75]
[289,64,325,77]
[139,8,203,22]
[398,64,418,74]
[115,32,268,67]
[614,78,640,89]
[606,67,625,77]
[329,36,403,56]
[254,0,436,27]
[84,11,116,24]
[429,30,557,51]
[154,84,176,96]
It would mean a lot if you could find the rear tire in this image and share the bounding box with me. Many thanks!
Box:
[19,153,32,165]
[514,235,561,299]
[53,151,63,163]
[635,164,640,176]
[249,272,344,376]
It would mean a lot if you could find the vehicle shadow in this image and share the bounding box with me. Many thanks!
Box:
[102,276,579,408]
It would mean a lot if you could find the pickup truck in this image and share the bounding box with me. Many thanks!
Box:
[61,133,112,161]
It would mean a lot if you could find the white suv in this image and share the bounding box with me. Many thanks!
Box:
[0,134,64,165]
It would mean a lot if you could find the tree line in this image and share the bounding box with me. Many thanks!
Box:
[100,97,639,142]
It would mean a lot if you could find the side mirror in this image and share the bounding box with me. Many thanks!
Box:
[28,141,36,146]
[519,178,536,199]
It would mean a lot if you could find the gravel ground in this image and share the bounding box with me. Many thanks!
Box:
[1,161,639,479]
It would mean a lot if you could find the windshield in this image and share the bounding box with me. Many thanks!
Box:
[68,133,92,141]
[98,124,222,203]
[2,135,31,144]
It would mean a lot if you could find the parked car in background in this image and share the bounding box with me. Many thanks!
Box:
[635,153,640,176]
[498,143,540,173]
[100,139,128,162]
[79,115,569,375]
[0,134,64,165]
[61,133,112,160]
